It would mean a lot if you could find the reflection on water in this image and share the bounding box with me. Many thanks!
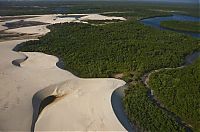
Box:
[53,7,68,13]
[140,14,200,38]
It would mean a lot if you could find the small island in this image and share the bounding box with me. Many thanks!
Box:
[160,20,200,33]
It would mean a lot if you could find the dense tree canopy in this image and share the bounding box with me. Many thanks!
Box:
[149,58,200,131]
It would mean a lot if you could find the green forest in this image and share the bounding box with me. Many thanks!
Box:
[17,18,200,131]
[149,58,200,131]
[160,20,200,33]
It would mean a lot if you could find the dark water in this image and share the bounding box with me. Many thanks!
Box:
[143,51,200,132]
[140,14,200,38]
[53,7,68,13]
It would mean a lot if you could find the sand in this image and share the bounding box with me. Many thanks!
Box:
[35,78,125,131]
[0,14,127,131]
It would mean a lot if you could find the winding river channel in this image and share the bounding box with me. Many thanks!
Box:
[140,14,200,38]
[113,14,200,131]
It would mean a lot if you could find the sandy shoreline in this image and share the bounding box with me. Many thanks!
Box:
[0,14,128,131]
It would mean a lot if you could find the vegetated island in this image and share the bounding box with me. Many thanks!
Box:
[149,57,200,131]
[17,16,200,131]
[160,20,200,33]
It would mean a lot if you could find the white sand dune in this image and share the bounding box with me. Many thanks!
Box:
[0,14,128,131]
[0,40,126,131]
[67,14,89,16]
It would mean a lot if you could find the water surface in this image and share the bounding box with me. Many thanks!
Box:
[140,14,200,38]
